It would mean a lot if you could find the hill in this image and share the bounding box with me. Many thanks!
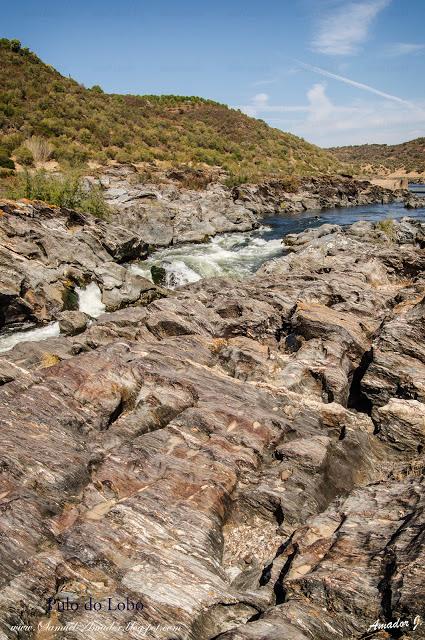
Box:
[0,38,341,181]
[329,138,425,176]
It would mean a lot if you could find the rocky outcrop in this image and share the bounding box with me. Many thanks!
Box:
[362,294,425,408]
[0,212,424,639]
[404,193,425,209]
[58,310,89,336]
[98,165,257,247]
[0,199,165,332]
[232,175,400,216]
[95,166,402,246]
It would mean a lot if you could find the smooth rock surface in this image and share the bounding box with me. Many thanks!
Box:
[58,310,89,336]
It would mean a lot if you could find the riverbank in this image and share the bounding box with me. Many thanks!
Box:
[1,192,424,335]
[96,165,407,246]
[132,199,425,288]
[0,215,424,639]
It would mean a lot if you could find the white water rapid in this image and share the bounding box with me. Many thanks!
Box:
[76,282,106,317]
[131,227,283,289]
[0,322,60,354]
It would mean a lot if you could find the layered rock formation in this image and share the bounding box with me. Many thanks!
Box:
[405,193,425,209]
[0,199,165,332]
[96,166,402,246]
[232,175,400,216]
[0,209,424,639]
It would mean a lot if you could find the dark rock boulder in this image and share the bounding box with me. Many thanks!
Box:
[58,310,88,336]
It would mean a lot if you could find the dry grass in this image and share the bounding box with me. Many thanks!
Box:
[24,136,53,163]
[39,352,60,368]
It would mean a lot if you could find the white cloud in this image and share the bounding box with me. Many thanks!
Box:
[241,93,268,116]
[300,95,425,145]
[306,83,334,121]
[239,93,308,117]
[252,93,269,106]
[239,84,343,122]
[384,42,425,57]
[312,0,390,55]
[238,84,425,146]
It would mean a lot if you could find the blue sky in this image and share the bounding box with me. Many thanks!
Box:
[3,0,425,146]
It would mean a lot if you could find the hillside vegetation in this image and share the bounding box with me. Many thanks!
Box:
[329,138,425,175]
[0,39,342,181]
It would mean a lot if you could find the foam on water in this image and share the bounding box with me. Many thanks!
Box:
[76,282,106,317]
[164,261,201,288]
[129,197,425,291]
[132,226,283,289]
[0,322,60,354]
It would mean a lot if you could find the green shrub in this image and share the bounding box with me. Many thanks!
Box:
[224,173,250,188]
[9,39,21,53]
[14,145,34,166]
[0,153,15,170]
[0,166,14,177]
[115,149,133,163]
[131,147,154,162]
[78,128,93,144]
[93,150,108,164]
[52,142,89,165]
[81,185,110,218]
[6,169,110,218]
[0,133,24,153]
[0,40,343,178]
[377,218,396,242]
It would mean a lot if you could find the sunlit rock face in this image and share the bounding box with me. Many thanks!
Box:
[0,204,424,640]
[0,199,165,334]
[102,170,400,247]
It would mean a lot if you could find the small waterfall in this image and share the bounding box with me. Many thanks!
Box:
[76,282,106,317]
[0,322,60,354]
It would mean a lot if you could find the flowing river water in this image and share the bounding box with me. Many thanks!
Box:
[1,192,424,353]
[132,197,425,289]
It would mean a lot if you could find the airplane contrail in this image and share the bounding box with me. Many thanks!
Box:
[297,61,419,110]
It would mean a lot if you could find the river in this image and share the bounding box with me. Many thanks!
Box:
[1,194,424,354]
[131,197,425,289]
